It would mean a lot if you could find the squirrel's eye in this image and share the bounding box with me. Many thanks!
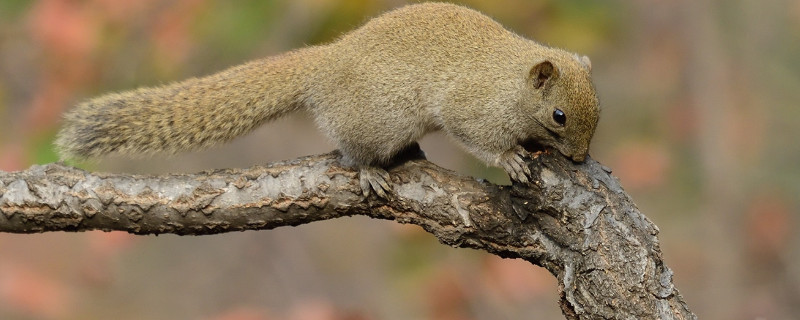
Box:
[553,109,566,126]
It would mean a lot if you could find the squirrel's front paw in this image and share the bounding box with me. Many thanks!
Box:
[497,146,532,184]
[359,166,392,198]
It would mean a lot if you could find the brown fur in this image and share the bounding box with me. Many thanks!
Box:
[56,3,600,195]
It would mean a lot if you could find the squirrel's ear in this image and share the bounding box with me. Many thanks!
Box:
[580,55,592,72]
[529,60,559,89]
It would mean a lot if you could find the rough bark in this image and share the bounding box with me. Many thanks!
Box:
[0,151,696,319]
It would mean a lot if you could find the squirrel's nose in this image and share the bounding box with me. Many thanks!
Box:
[571,152,587,162]
[570,145,590,162]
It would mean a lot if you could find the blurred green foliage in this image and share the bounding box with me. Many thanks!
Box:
[0,0,30,19]
[194,1,284,57]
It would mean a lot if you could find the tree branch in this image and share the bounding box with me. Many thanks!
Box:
[0,151,696,319]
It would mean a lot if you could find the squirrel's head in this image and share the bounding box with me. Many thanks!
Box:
[523,55,599,162]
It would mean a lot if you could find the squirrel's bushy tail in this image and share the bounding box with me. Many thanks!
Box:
[55,48,320,159]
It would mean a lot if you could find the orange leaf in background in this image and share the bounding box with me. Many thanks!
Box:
[724,99,766,165]
[86,230,137,256]
[390,221,427,238]
[744,192,794,260]
[151,0,208,70]
[0,142,26,171]
[610,141,671,190]
[79,231,137,286]
[480,255,555,303]
[29,0,97,60]
[793,1,800,23]
[637,33,683,95]
[665,99,697,143]
[426,267,470,320]
[93,0,159,24]
[25,0,101,132]
[286,299,366,320]
[0,264,72,320]
[209,306,272,320]
[25,77,71,132]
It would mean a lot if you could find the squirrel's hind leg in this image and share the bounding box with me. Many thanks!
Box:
[344,142,427,198]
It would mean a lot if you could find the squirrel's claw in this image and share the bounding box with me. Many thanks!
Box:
[359,166,392,198]
[498,146,531,184]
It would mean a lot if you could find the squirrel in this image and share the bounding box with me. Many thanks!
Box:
[55,3,600,197]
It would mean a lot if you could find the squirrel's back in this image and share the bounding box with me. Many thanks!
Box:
[303,3,587,164]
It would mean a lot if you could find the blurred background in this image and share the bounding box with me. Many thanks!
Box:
[1,0,799,319]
